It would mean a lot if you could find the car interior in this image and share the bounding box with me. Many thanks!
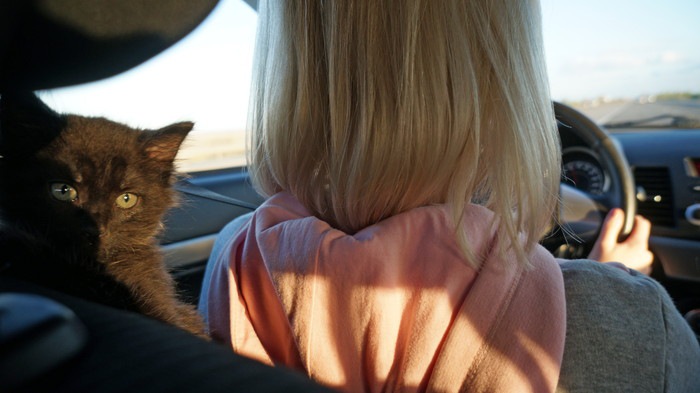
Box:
[1,0,699,391]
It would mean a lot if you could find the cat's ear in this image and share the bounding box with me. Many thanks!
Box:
[0,91,65,159]
[141,121,193,164]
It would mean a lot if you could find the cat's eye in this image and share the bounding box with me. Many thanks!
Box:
[50,183,78,202]
[116,192,139,209]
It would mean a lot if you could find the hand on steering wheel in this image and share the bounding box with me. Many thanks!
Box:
[588,208,653,275]
[547,102,639,262]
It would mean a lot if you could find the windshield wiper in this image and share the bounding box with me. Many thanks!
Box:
[603,114,700,129]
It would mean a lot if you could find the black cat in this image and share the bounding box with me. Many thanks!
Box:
[0,92,206,338]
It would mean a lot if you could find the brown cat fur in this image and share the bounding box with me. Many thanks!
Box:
[0,92,207,338]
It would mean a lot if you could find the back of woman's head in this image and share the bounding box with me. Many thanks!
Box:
[250,0,560,266]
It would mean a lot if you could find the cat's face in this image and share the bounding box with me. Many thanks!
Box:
[39,116,192,261]
[0,93,192,267]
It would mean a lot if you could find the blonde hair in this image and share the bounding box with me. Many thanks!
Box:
[249,0,560,267]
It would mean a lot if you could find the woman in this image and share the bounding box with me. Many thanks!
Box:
[201,1,699,391]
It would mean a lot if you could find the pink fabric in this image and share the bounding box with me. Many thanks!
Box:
[206,192,566,392]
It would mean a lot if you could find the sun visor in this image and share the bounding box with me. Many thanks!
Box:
[0,0,220,91]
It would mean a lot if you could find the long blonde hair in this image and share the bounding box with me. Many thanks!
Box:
[249,0,560,266]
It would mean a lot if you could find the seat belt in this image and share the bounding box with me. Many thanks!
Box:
[175,179,258,211]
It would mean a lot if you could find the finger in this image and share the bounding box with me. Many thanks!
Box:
[626,215,651,245]
[599,208,624,249]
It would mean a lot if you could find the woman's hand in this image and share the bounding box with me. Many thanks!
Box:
[588,208,654,275]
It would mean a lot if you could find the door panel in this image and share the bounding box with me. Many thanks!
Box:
[162,167,259,303]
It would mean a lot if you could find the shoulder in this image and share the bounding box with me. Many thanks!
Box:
[557,259,671,348]
[559,259,660,298]
[219,213,254,240]
[557,259,700,392]
[198,212,253,320]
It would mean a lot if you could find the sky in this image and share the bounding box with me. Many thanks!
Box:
[42,0,700,134]
[541,0,700,101]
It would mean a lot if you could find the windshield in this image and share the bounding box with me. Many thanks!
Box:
[40,0,700,174]
[541,0,700,129]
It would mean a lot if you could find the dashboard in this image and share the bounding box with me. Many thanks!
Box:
[561,126,700,282]
[613,129,700,283]
[562,147,608,196]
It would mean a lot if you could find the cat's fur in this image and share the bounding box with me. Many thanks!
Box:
[0,92,206,338]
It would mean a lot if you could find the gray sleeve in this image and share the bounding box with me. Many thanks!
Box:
[197,212,253,324]
[556,260,700,393]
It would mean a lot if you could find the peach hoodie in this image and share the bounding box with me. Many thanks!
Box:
[206,192,566,392]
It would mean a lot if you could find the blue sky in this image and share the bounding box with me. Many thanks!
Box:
[43,0,700,133]
[541,0,700,101]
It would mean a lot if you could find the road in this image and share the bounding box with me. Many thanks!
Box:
[570,99,700,128]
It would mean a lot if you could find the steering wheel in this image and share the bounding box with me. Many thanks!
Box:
[543,102,636,258]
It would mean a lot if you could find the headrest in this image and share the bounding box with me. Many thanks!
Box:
[0,0,220,91]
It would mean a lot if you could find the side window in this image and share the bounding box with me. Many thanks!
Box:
[40,0,257,172]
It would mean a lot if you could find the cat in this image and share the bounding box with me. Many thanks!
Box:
[0,92,207,338]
